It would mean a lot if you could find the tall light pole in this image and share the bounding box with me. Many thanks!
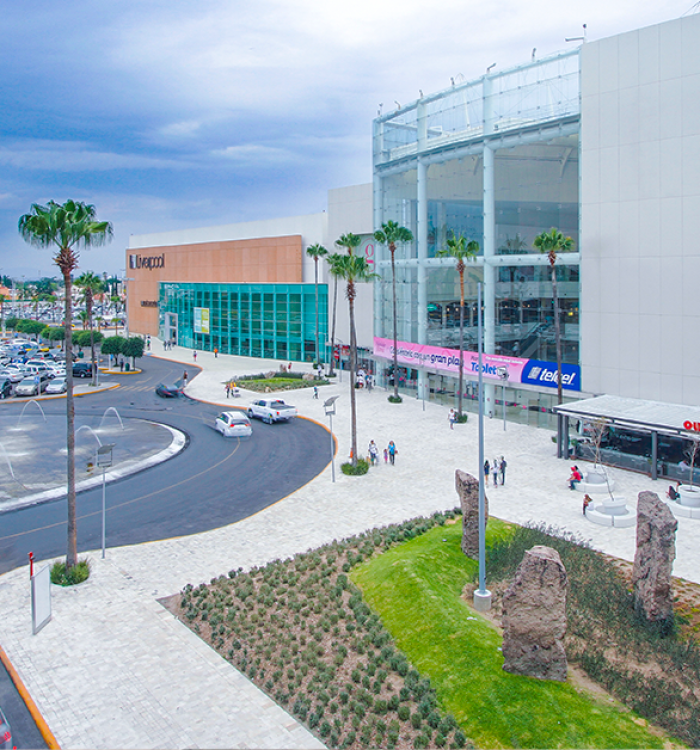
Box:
[123,276,134,339]
[97,443,115,559]
[497,366,508,431]
[474,282,491,612]
[324,396,339,482]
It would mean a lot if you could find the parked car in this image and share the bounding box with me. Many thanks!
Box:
[0,378,12,399]
[72,362,93,378]
[247,398,298,424]
[45,377,67,394]
[215,411,253,437]
[0,706,12,750]
[155,383,182,398]
[15,375,50,396]
[0,367,24,383]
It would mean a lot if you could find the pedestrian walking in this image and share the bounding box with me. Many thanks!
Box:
[448,408,456,430]
[499,456,507,485]
[193,350,197,362]
[366,373,373,391]
[225,382,231,398]
[388,441,397,465]
[492,458,499,487]
[483,459,490,483]
[146,335,151,350]
[368,440,378,466]
[214,347,218,358]
[383,448,388,464]
[183,370,188,387]
[317,363,323,379]
[119,358,124,372]
[313,385,319,399]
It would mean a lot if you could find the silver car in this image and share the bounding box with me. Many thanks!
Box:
[46,377,67,394]
[15,376,48,397]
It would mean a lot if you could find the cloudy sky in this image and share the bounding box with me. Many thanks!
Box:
[0,0,690,279]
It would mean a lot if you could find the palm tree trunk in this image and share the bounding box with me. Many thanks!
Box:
[551,261,563,405]
[314,258,320,366]
[458,270,465,416]
[348,283,358,466]
[391,245,399,400]
[329,277,338,377]
[63,271,77,569]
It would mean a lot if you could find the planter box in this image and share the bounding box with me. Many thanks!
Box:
[678,485,700,508]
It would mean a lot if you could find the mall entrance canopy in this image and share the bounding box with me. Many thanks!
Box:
[553,395,700,480]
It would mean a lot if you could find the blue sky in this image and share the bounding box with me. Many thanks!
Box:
[0,0,688,279]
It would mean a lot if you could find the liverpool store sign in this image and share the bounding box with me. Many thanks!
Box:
[129,253,165,270]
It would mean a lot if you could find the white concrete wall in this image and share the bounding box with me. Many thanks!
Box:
[326,183,374,350]
[580,14,700,406]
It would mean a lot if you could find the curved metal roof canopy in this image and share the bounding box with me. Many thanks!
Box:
[553,395,700,437]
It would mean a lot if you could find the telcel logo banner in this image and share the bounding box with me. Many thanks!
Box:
[129,253,165,270]
[521,360,581,391]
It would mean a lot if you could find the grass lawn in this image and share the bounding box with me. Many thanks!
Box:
[352,519,669,749]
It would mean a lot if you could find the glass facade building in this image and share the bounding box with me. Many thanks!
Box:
[159,282,328,362]
[372,50,582,421]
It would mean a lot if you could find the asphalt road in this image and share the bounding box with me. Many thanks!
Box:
[0,356,331,574]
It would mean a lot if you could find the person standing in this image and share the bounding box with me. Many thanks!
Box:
[369,440,378,465]
[388,441,397,465]
[448,409,456,430]
[366,373,373,392]
[183,370,188,387]
[192,350,197,362]
[225,381,231,398]
[214,347,218,358]
[499,456,507,485]
[383,447,389,464]
[484,459,490,484]
[492,458,499,487]
[313,385,319,399]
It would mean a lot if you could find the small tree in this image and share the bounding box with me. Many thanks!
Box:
[122,337,145,368]
[683,437,700,489]
[5,316,18,331]
[306,243,328,367]
[101,335,125,365]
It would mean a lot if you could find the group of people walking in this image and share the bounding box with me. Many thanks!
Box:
[484,456,507,486]
[368,440,397,466]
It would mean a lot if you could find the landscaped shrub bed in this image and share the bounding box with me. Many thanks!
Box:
[236,371,328,393]
[168,511,470,750]
[485,523,700,747]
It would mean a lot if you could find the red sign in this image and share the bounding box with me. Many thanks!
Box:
[684,420,700,432]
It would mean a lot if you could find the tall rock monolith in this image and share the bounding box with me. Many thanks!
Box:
[455,469,487,557]
[632,491,677,624]
[502,545,568,681]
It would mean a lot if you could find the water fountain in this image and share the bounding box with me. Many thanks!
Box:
[17,399,47,426]
[75,424,103,447]
[0,443,25,489]
[98,407,125,431]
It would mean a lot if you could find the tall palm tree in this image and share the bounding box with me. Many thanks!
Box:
[333,253,377,467]
[306,243,328,367]
[336,232,362,257]
[325,253,346,377]
[373,221,414,401]
[19,200,113,570]
[76,271,106,386]
[437,234,479,418]
[533,227,575,405]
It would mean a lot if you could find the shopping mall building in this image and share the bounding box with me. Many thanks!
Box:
[128,12,700,435]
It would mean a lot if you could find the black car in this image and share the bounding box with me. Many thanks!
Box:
[72,362,93,378]
[155,383,182,398]
[0,378,12,399]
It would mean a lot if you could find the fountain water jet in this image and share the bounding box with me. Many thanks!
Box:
[98,407,125,431]
[76,425,103,447]
[17,400,47,426]
[0,443,25,488]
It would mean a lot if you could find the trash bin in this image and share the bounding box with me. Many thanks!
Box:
[125,362,130,372]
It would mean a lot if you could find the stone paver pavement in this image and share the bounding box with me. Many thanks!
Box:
[1,345,698,748]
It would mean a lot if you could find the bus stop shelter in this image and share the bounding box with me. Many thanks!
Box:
[553,395,700,480]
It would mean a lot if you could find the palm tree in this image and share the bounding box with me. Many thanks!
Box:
[533,227,575,405]
[437,234,479,418]
[333,253,378,467]
[306,243,328,367]
[76,271,106,386]
[18,200,113,570]
[373,221,414,402]
[325,253,346,377]
[336,232,362,257]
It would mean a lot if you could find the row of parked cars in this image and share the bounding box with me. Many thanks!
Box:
[0,356,94,398]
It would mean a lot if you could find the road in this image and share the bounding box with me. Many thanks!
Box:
[0,356,330,574]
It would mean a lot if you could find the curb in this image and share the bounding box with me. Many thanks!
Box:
[0,644,60,749]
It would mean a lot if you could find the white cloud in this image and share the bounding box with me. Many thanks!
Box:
[212,144,298,165]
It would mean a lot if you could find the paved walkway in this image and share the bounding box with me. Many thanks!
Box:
[1,345,698,749]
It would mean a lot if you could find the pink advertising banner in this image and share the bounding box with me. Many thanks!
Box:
[373,337,528,384]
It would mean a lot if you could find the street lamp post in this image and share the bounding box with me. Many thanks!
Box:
[496,366,508,431]
[97,443,115,559]
[474,282,491,612]
[123,277,134,340]
[324,396,339,483]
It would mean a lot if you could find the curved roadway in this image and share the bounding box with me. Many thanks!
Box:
[0,357,330,575]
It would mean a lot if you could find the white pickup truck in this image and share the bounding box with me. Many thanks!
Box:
[247,398,298,424]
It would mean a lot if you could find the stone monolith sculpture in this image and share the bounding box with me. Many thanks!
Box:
[455,469,487,557]
[502,545,568,681]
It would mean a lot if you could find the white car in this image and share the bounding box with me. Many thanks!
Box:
[215,411,253,437]
[45,377,67,394]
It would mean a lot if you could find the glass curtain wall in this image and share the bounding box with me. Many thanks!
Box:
[159,282,328,362]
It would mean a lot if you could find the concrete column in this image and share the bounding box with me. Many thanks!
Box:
[483,143,496,415]
[417,159,429,399]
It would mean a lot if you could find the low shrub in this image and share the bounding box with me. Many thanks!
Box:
[341,458,369,476]
[455,413,468,424]
[388,395,403,404]
[50,558,90,586]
